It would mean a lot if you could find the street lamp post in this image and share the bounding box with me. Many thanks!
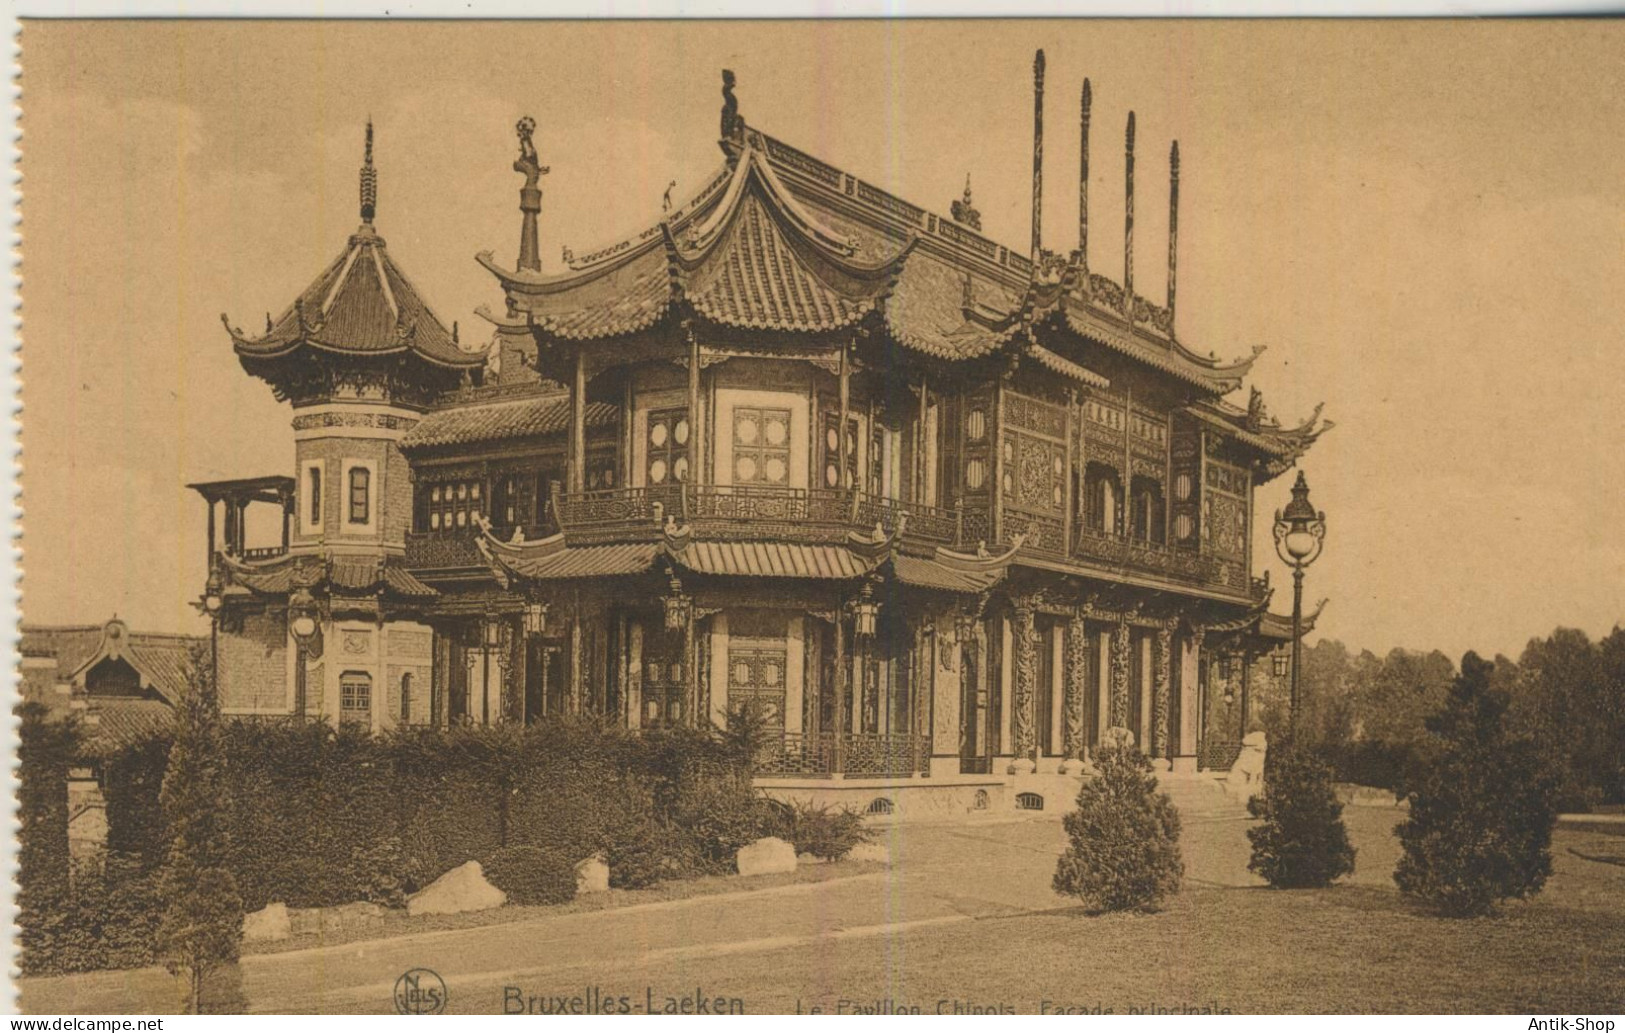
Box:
[288,585,319,723]
[1272,471,1327,732]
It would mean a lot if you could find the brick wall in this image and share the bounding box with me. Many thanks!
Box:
[219,609,289,713]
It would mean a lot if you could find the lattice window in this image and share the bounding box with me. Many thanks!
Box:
[348,467,371,524]
[647,407,691,486]
[865,797,895,816]
[584,451,618,491]
[1131,476,1166,544]
[308,466,323,526]
[729,645,787,731]
[821,412,859,489]
[424,479,483,531]
[1015,792,1045,811]
[340,671,372,728]
[643,630,686,727]
[733,407,791,485]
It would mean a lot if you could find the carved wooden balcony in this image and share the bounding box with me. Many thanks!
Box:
[554,485,959,550]
[1071,525,1222,588]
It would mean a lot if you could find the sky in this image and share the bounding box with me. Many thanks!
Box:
[17,20,1625,660]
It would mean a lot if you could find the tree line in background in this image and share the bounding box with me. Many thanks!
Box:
[1252,626,1625,810]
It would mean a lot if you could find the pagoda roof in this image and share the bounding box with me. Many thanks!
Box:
[225,222,483,369]
[479,143,912,341]
[1186,394,1334,478]
[218,552,438,599]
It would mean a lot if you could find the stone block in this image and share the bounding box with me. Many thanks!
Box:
[845,842,892,865]
[575,854,610,895]
[242,902,291,942]
[407,860,507,917]
[735,836,797,877]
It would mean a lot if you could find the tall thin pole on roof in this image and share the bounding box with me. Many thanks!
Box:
[1124,112,1136,319]
[1167,140,1180,331]
[1031,49,1046,263]
[1078,78,1092,271]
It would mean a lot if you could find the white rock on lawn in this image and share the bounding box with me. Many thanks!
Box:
[845,842,892,865]
[242,901,291,942]
[735,836,797,876]
[406,860,507,917]
[575,854,610,895]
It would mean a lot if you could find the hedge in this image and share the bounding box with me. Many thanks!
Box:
[19,711,783,974]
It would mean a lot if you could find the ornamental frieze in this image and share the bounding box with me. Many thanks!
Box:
[292,411,420,432]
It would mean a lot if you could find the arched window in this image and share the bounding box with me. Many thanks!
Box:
[340,671,373,728]
[1083,463,1122,535]
[1130,476,1166,544]
[348,466,371,524]
[308,466,323,526]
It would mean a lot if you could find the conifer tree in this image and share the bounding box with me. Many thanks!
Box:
[1053,734,1183,912]
[1247,738,1356,888]
[155,649,245,1012]
[1394,652,1559,917]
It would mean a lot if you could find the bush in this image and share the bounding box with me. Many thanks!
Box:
[766,800,871,861]
[1395,652,1560,917]
[670,771,775,872]
[483,845,578,906]
[1052,738,1183,912]
[1247,740,1356,888]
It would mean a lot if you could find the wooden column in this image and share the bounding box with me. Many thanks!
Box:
[684,610,698,728]
[832,605,847,775]
[1138,632,1154,753]
[206,500,217,566]
[1110,619,1131,734]
[1009,600,1037,774]
[1062,610,1089,772]
[1153,624,1173,762]
[569,606,583,713]
[569,348,587,493]
[627,620,644,729]
[687,322,702,491]
[837,341,851,490]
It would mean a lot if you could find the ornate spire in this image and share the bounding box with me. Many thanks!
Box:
[721,69,743,142]
[951,173,981,231]
[1031,49,1046,262]
[513,115,549,273]
[1167,140,1180,331]
[359,119,377,224]
[1078,78,1092,269]
[1124,111,1136,317]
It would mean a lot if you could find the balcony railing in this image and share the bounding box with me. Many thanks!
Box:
[556,485,959,549]
[239,545,288,561]
[1072,526,1219,586]
[751,731,933,779]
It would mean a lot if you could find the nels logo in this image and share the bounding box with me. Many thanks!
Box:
[394,968,448,1015]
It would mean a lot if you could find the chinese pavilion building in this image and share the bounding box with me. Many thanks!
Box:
[196,57,1328,811]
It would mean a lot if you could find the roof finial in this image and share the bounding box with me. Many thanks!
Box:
[951,173,981,231]
[359,119,377,224]
[513,115,549,273]
[1078,78,1091,269]
[1031,49,1046,263]
[1167,140,1180,332]
[721,69,743,142]
[1123,111,1136,319]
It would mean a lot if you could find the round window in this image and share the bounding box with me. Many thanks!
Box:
[1002,471,1014,495]
[965,459,986,490]
[649,459,668,484]
[1175,473,1193,502]
[736,414,760,445]
[1175,513,1194,541]
[734,661,752,684]
[650,422,668,447]
[736,456,758,481]
[765,416,788,446]
[764,663,782,687]
[764,457,787,483]
[826,427,840,453]
[674,419,690,445]
[825,463,840,487]
[673,456,690,482]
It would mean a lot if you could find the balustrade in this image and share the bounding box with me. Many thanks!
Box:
[750,731,932,779]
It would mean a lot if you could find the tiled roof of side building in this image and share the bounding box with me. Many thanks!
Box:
[402,394,621,450]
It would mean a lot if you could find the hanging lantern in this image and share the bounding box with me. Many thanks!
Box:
[523,598,548,636]
[663,573,691,631]
[483,618,505,649]
[203,571,224,615]
[1272,649,1290,678]
[852,583,880,640]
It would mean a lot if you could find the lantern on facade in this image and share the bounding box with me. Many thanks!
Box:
[1273,649,1290,679]
[288,586,319,642]
[523,597,548,636]
[483,618,505,650]
[203,570,224,615]
[852,582,880,640]
[663,573,691,631]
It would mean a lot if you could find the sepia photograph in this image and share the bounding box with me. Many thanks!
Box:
[10,17,1625,1017]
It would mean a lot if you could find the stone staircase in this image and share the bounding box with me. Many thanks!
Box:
[1156,771,1252,821]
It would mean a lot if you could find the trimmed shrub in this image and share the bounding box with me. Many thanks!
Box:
[1052,739,1183,913]
[1247,740,1357,888]
[1395,652,1560,917]
[483,845,578,906]
[766,800,871,861]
